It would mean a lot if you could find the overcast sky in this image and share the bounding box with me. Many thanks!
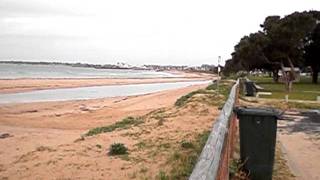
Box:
[0,0,319,66]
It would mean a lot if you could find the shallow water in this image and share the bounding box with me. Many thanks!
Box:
[0,81,211,104]
[0,63,177,79]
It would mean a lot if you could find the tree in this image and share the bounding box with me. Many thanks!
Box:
[304,23,320,83]
[261,12,316,82]
[224,11,319,83]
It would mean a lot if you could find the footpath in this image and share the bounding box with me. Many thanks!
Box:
[278,110,320,180]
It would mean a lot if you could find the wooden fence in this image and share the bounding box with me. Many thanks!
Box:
[189,79,240,180]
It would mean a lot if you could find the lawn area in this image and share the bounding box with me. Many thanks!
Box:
[249,76,320,101]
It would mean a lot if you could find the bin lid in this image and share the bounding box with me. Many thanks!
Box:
[234,106,283,118]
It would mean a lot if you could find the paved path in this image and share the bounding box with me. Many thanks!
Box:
[278,110,320,180]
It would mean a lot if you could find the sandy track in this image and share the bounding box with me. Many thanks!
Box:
[0,83,219,179]
[278,110,320,180]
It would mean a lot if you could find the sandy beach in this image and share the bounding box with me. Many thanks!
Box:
[0,72,219,179]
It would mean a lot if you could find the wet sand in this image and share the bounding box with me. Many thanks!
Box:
[0,71,213,94]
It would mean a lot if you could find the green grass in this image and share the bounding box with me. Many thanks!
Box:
[158,131,210,180]
[249,76,320,101]
[206,81,233,98]
[174,89,211,107]
[267,101,320,110]
[175,81,233,107]
[85,116,144,136]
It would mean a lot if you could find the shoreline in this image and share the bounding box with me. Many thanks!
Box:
[0,72,214,94]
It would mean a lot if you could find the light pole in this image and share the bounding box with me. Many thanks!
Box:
[217,56,221,93]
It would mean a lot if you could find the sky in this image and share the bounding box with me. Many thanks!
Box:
[0,0,319,66]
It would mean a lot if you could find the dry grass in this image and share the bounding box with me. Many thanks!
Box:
[273,142,295,180]
[230,141,295,180]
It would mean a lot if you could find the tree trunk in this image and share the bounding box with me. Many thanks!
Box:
[312,67,319,84]
[273,69,279,83]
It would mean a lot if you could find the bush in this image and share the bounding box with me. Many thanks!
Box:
[108,143,128,155]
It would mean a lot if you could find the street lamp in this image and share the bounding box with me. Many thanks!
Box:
[217,56,221,93]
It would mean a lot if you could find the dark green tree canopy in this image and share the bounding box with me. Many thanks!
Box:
[224,11,320,83]
[304,23,320,83]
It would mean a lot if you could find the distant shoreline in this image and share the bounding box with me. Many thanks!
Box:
[0,60,148,70]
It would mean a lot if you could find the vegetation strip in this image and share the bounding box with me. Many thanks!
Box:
[175,80,233,107]
[85,116,143,136]
[156,131,210,180]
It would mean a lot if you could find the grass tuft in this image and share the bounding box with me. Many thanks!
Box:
[85,116,143,136]
[180,140,194,149]
[157,171,169,180]
[108,143,128,155]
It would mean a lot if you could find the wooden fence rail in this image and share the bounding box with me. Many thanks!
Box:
[189,79,240,180]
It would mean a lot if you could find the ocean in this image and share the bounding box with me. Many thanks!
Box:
[0,63,177,79]
[0,80,211,104]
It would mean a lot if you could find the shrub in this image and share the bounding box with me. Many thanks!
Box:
[108,143,128,155]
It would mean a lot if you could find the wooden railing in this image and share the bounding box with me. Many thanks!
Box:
[189,79,240,180]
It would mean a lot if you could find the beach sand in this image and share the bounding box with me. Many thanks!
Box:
[0,72,219,179]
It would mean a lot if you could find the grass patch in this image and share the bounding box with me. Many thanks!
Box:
[287,101,320,109]
[249,75,320,101]
[85,116,144,136]
[261,100,320,110]
[175,81,233,107]
[157,171,169,180]
[230,139,294,179]
[108,143,128,155]
[180,140,194,149]
[175,89,210,107]
[158,131,210,180]
[206,81,233,98]
[272,143,295,180]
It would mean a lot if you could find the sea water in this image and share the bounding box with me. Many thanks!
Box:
[0,63,177,79]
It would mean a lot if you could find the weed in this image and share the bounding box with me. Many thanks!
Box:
[85,116,144,136]
[140,167,148,173]
[135,141,147,150]
[157,118,165,126]
[119,154,130,161]
[180,140,194,149]
[108,143,128,156]
[157,171,169,180]
[158,143,171,149]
